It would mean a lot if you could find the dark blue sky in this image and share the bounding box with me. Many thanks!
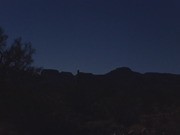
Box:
[0,0,180,74]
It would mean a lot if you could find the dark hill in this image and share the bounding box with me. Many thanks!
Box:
[0,67,180,135]
[106,67,133,75]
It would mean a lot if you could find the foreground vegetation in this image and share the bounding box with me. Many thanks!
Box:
[0,67,180,135]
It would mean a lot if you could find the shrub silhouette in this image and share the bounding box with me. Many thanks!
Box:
[0,27,35,71]
[0,27,8,64]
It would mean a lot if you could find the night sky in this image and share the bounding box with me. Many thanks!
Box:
[0,0,180,74]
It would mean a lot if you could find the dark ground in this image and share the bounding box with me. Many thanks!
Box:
[0,67,180,135]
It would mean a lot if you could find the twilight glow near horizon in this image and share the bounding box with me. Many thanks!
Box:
[0,0,180,74]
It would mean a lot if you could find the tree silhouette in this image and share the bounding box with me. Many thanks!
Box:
[0,27,35,71]
[0,27,8,64]
[4,38,35,70]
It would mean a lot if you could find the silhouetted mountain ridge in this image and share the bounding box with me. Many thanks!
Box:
[40,67,180,80]
[106,67,133,75]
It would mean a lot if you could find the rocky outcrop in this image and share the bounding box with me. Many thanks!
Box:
[41,69,60,78]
